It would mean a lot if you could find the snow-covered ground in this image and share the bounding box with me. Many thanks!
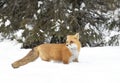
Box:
[0,40,120,83]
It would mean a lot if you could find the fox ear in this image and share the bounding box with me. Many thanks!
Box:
[74,33,79,40]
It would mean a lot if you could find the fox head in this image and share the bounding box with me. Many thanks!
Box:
[66,33,81,51]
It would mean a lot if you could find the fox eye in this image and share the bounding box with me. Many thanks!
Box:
[70,41,73,43]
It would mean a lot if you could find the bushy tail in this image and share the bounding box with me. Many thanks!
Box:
[12,48,39,68]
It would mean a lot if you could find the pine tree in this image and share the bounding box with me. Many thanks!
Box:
[0,0,120,48]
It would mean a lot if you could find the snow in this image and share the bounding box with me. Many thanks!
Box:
[84,23,99,35]
[14,29,24,39]
[0,40,120,83]
[80,2,85,10]
[5,19,11,27]
[25,24,33,30]
[37,9,41,14]
[103,8,120,23]
[33,14,37,20]
[74,8,79,11]
[66,26,70,29]
[38,1,43,7]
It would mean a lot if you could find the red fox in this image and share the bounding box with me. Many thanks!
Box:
[12,33,81,68]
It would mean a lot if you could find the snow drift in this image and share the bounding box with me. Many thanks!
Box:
[0,40,120,83]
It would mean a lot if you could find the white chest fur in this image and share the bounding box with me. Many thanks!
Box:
[66,44,79,62]
[69,49,79,62]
